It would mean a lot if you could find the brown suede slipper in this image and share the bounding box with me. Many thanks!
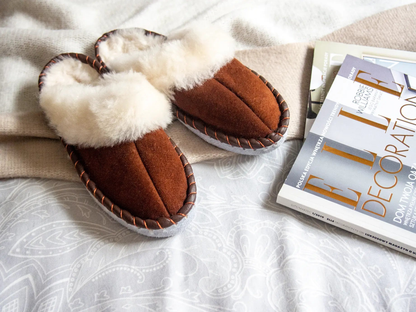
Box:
[94,23,290,155]
[38,53,196,238]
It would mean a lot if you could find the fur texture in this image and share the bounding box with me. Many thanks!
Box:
[99,23,236,97]
[99,28,166,67]
[40,57,172,148]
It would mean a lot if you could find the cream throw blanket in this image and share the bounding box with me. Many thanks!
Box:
[1,4,416,181]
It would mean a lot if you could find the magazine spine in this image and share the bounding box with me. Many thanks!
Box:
[278,191,416,258]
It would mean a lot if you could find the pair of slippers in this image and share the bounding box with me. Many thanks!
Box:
[38,23,290,238]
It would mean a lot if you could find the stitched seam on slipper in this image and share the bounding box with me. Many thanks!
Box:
[212,77,274,133]
[174,71,288,147]
[174,106,273,149]
[133,141,172,218]
[169,137,195,216]
[250,69,290,135]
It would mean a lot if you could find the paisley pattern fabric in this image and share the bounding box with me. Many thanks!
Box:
[1,140,416,311]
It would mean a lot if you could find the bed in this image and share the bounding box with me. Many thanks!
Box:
[1,1,416,311]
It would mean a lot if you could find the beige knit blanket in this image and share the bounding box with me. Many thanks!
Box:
[1,4,416,182]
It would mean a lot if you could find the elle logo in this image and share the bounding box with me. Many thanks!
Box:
[303,69,406,218]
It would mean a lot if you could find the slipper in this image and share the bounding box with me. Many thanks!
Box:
[38,53,196,238]
[94,23,290,155]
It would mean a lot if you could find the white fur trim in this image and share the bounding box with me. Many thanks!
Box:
[99,28,166,69]
[99,23,236,97]
[39,57,172,148]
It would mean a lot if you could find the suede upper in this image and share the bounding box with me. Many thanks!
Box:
[173,58,281,138]
[76,129,188,221]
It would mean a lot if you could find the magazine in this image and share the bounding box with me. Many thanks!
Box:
[305,41,416,138]
[278,54,416,258]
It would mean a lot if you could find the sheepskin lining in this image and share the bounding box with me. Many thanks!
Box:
[98,23,236,97]
[39,56,172,148]
[99,28,167,67]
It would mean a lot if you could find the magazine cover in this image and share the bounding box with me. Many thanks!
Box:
[278,54,416,257]
[305,41,416,138]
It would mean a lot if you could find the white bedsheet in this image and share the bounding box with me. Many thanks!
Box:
[1,1,416,311]
[2,141,416,311]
